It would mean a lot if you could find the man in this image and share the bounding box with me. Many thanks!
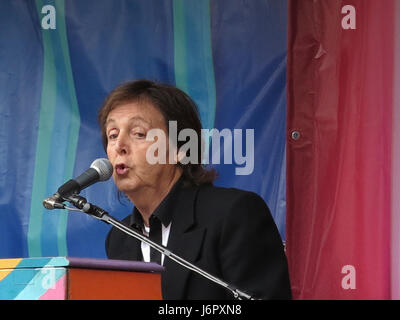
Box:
[100,79,291,299]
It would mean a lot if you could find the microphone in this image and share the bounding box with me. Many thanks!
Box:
[57,158,113,197]
[42,158,113,210]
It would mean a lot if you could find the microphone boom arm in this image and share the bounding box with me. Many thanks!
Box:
[65,195,255,300]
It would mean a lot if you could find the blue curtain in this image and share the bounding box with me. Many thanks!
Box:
[0,0,287,258]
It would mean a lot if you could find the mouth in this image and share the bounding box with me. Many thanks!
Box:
[115,163,130,175]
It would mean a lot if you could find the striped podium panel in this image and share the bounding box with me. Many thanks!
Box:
[0,257,163,300]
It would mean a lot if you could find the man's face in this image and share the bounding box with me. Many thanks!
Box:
[105,101,176,197]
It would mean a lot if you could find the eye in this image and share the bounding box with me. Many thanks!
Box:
[131,128,146,139]
[107,129,118,140]
[135,132,146,138]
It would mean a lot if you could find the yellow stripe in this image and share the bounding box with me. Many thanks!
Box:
[0,259,22,281]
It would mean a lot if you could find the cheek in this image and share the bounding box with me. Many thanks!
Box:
[135,145,156,168]
[106,145,115,160]
[134,145,168,176]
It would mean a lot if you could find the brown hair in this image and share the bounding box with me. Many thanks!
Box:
[98,79,217,186]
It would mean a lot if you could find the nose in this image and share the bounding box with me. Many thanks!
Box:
[115,132,129,155]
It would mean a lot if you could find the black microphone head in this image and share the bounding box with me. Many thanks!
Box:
[90,158,113,181]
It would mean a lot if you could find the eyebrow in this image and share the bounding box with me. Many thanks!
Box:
[106,116,152,128]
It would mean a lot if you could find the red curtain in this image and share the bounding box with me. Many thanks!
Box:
[286,0,394,299]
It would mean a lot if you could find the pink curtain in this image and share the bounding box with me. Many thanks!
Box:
[286,0,396,299]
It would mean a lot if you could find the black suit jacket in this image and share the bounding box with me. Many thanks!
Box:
[105,183,292,300]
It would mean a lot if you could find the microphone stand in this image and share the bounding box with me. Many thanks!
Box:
[63,194,255,300]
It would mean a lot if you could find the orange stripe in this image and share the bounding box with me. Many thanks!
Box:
[0,258,22,281]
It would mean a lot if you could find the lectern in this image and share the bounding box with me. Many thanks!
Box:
[0,257,163,300]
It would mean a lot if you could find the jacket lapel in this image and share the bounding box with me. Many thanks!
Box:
[162,185,205,300]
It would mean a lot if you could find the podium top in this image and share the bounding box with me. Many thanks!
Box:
[0,257,164,273]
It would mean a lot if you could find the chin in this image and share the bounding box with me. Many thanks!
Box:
[115,180,140,195]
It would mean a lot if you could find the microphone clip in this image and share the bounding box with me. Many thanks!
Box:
[66,195,108,220]
[43,193,66,210]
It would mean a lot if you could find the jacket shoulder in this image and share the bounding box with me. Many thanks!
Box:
[197,184,267,206]
[195,184,271,219]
